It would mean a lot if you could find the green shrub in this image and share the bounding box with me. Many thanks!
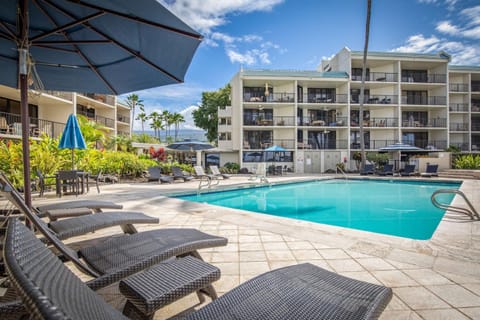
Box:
[223,162,240,173]
[453,154,480,169]
[366,152,389,169]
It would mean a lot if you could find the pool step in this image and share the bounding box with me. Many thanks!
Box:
[437,169,480,180]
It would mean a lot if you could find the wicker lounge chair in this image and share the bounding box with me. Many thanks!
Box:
[4,218,392,320]
[0,172,158,239]
[209,165,231,179]
[360,164,375,175]
[420,164,439,177]
[400,164,416,176]
[377,164,394,176]
[147,166,173,184]
[36,199,123,214]
[0,177,227,291]
[172,166,194,182]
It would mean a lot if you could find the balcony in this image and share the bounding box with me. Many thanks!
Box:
[401,118,447,128]
[351,94,397,104]
[401,96,446,105]
[298,139,348,150]
[472,84,480,92]
[449,83,469,92]
[244,116,295,126]
[78,112,115,129]
[243,92,295,103]
[244,139,295,150]
[472,124,480,132]
[302,94,348,104]
[351,140,396,150]
[0,111,65,139]
[117,115,130,124]
[41,90,73,101]
[299,117,347,127]
[401,139,447,149]
[449,123,469,131]
[401,74,446,83]
[449,103,469,112]
[449,142,470,151]
[351,72,398,82]
[351,117,397,127]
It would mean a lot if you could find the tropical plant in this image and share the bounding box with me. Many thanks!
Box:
[132,133,159,144]
[125,94,144,130]
[366,152,389,169]
[223,162,240,173]
[77,115,107,148]
[106,134,133,152]
[445,145,461,153]
[352,151,362,171]
[453,154,480,169]
[161,110,171,141]
[193,84,231,143]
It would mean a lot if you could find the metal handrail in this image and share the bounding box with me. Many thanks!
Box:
[336,165,348,180]
[431,189,479,220]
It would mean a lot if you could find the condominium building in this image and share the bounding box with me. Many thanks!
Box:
[0,84,131,143]
[218,47,480,173]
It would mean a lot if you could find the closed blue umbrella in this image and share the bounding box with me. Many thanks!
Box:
[59,114,87,170]
[0,0,202,206]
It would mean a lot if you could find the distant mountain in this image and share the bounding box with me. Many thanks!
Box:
[134,129,207,142]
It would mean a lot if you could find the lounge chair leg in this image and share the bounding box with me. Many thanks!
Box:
[120,224,138,234]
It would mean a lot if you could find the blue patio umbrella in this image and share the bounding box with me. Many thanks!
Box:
[0,0,202,206]
[264,145,286,163]
[59,114,87,170]
[379,142,423,170]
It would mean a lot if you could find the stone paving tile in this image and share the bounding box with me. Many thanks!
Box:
[238,242,263,251]
[372,270,419,287]
[298,259,334,271]
[459,307,480,319]
[427,284,480,308]
[291,249,323,260]
[239,261,271,276]
[317,248,350,259]
[416,309,471,320]
[286,241,315,250]
[356,257,396,271]
[239,250,267,262]
[265,250,296,261]
[379,310,422,320]
[327,259,365,272]
[394,286,450,309]
[339,271,384,285]
[464,283,480,296]
[238,235,261,243]
[262,241,290,251]
[210,252,239,263]
[402,269,453,286]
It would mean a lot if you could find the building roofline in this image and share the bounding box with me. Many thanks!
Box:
[449,65,480,71]
[350,50,451,61]
[240,69,349,79]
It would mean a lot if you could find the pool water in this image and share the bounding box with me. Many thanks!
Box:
[177,179,461,240]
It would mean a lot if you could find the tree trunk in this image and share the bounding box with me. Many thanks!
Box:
[359,0,372,170]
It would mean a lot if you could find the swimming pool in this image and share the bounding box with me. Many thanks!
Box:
[177,179,461,240]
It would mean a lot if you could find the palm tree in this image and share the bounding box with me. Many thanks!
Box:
[136,106,148,134]
[149,111,162,141]
[359,0,372,171]
[161,110,171,141]
[125,94,144,133]
[171,112,185,141]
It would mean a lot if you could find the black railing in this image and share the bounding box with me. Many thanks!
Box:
[471,84,480,92]
[299,117,347,127]
[401,96,446,105]
[95,115,115,128]
[450,123,469,131]
[402,139,447,149]
[351,140,396,150]
[351,117,397,127]
[449,103,469,112]
[0,111,65,138]
[117,115,130,123]
[351,72,398,82]
[401,118,447,128]
[401,74,446,83]
[303,94,348,104]
[449,83,469,92]
[351,95,397,104]
[472,124,480,131]
[298,139,348,150]
[243,116,296,126]
[243,92,295,103]
[449,142,470,151]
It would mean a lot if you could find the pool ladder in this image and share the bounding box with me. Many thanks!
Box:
[336,166,348,180]
[431,189,479,220]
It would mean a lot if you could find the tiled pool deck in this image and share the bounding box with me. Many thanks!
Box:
[36,175,480,319]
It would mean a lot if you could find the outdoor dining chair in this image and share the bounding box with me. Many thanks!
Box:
[4,218,392,320]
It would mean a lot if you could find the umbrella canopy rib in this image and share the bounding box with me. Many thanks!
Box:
[68,0,203,40]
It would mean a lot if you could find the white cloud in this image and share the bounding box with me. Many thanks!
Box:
[392,34,480,65]
[179,105,202,129]
[159,0,284,67]
[434,6,480,39]
[436,21,460,35]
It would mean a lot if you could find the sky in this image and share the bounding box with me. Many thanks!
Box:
[122,0,480,130]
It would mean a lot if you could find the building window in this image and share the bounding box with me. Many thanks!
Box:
[77,104,95,118]
[351,68,370,81]
[219,117,231,125]
[307,88,336,103]
[218,132,231,141]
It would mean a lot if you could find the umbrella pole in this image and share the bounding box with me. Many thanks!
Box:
[72,149,75,170]
[19,0,32,208]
